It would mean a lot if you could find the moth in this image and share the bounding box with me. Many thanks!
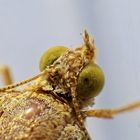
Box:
[0,31,140,140]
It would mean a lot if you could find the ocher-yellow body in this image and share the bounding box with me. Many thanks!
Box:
[0,90,86,140]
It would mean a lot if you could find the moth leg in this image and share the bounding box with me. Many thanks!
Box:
[83,100,140,119]
[0,65,13,85]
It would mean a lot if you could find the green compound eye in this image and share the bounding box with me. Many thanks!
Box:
[77,63,105,99]
[39,46,68,71]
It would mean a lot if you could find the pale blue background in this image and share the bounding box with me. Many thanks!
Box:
[0,1,140,140]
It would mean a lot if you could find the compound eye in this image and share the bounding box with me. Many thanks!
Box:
[39,46,68,71]
[77,63,105,99]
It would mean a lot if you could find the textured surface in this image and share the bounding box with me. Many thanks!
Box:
[0,1,140,140]
[0,90,86,140]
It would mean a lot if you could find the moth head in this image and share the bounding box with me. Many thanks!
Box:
[39,46,105,107]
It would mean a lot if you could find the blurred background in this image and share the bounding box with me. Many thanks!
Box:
[0,0,140,140]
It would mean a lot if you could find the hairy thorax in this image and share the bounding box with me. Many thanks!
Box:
[0,90,86,140]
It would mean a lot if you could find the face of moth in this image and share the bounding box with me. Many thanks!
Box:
[39,46,105,108]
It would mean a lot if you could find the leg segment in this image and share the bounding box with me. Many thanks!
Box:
[0,65,13,85]
[83,100,140,119]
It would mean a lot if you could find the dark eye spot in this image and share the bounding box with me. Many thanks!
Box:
[84,78,88,82]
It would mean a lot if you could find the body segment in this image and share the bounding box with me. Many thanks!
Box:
[0,89,87,140]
